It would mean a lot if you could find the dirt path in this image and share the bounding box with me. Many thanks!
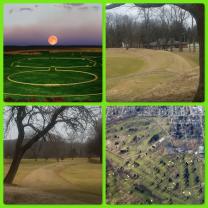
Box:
[5,159,101,204]
[107,48,199,101]
[21,161,74,188]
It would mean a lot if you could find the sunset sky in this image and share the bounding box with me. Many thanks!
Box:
[4,4,102,46]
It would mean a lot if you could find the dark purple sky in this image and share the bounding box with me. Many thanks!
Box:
[4,4,102,46]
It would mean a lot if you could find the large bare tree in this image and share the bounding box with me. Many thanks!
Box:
[107,4,204,101]
[4,106,96,184]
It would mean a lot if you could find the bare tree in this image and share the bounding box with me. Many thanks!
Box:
[171,5,190,24]
[4,106,95,184]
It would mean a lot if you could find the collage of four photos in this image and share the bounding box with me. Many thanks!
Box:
[2,2,206,206]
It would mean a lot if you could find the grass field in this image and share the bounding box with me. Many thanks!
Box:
[106,116,204,204]
[107,48,199,101]
[4,49,102,102]
[4,158,102,204]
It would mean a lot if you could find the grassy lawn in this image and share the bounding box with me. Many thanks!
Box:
[4,159,56,184]
[4,158,102,204]
[11,70,94,84]
[106,48,200,102]
[172,48,199,66]
[59,159,102,195]
[106,116,204,204]
[4,50,102,102]
[107,57,144,78]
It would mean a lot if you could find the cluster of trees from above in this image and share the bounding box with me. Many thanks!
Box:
[107,5,198,49]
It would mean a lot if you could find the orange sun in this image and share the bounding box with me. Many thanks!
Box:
[48,35,58,45]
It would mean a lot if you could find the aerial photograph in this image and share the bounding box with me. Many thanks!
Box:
[106,4,204,102]
[107,106,204,204]
[4,106,102,204]
[4,4,102,102]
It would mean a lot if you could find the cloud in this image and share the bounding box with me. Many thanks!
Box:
[79,6,89,10]
[63,4,72,9]
[54,4,72,10]
[52,4,100,11]
[53,4,94,11]
[4,3,102,46]
[92,6,99,10]
[19,8,33,12]
[68,4,84,7]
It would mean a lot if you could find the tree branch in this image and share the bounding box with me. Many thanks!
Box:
[22,107,67,153]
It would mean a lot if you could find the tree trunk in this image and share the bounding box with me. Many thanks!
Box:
[193,11,204,101]
[179,43,183,52]
[192,16,196,53]
[4,149,24,184]
[189,42,191,52]
[193,41,196,52]
[100,153,102,163]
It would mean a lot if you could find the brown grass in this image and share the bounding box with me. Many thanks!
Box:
[4,158,102,204]
[107,48,199,102]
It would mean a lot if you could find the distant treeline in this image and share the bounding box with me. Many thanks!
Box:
[4,45,102,51]
[107,5,198,48]
[4,135,101,162]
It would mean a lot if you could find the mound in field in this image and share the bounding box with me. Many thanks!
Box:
[107,48,199,102]
[4,50,102,102]
[4,158,102,204]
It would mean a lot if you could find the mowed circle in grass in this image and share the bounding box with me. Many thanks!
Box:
[19,57,94,67]
[8,57,97,87]
[8,69,97,87]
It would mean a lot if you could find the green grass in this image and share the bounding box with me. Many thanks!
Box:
[4,51,102,102]
[10,70,94,84]
[106,116,204,204]
[107,57,144,78]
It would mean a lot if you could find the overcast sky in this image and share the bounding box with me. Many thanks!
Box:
[107,4,196,27]
[4,107,101,142]
[4,4,102,46]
